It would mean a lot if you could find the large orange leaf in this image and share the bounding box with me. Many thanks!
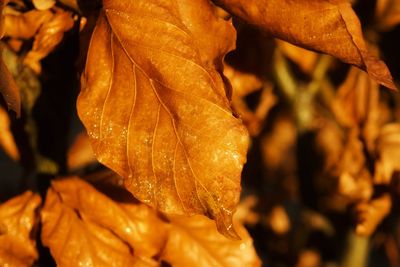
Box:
[214,0,397,90]
[77,0,249,238]
[41,177,167,266]
[0,191,41,267]
[162,215,261,267]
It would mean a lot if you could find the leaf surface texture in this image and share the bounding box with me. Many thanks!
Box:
[77,0,249,237]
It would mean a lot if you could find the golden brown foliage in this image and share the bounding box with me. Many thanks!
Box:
[77,0,249,238]
[1,0,400,265]
[41,177,260,267]
[214,0,396,90]
[0,191,41,266]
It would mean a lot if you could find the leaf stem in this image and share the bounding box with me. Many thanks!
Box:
[341,231,369,267]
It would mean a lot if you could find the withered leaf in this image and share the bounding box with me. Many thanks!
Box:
[161,215,261,267]
[4,9,53,39]
[332,67,380,129]
[23,8,75,73]
[213,0,397,90]
[67,131,97,171]
[0,105,19,160]
[0,191,41,267]
[374,123,400,184]
[0,48,20,115]
[78,0,249,238]
[0,0,20,116]
[276,40,318,75]
[354,193,392,236]
[375,0,400,31]
[41,177,167,267]
[224,64,276,136]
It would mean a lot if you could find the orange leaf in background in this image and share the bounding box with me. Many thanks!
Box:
[296,249,321,267]
[67,131,97,171]
[266,205,290,235]
[3,9,53,39]
[374,123,400,184]
[0,105,19,160]
[213,0,397,90]
[0,0,20,116]
[332,67,380,129]
[332,67,384,153]
[78,0,249,238]
[41,177,167,267]
[375,0,400,31]
[276,40,319,75]
[161,215,261,267]
[23,8,75,73]
[261,115,297,170]
[0,191,41,267]
[224,64,276,136]
[354,193,392,236]
[0,51,20,115]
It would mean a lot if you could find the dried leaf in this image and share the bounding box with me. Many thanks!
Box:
[315,120,344,172]
[341,132,366,175]
[24,8,75,73]
[0,48,20,116]
[4,9,53,39]
[266,205,290,235]
[0,1,21,116]
[0,191,41,267]
[332,67,380,133]
[67,131,97,171]
[276,40,319,75]
[0,105,19,160]
[296,250,321,267]
[338,171,373,202]
[374,123,400,184]
[224,64,262,98]
[375,0,400,31]
[2,45,41,113]
[161,215,261,267]
[32,0,56,10]
[224,64,276,136]
[0,0,5,38]
[41,177,167,267]
[235,195,259,226]
[261,116,296,170]
[354,193,392,236]
[78,0,249,238]
[214,0,397,90]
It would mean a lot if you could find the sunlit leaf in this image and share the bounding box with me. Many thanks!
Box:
[214,0,397,90]
[41,177,167,267]
[0,191,41,267]
[162,215,261,267]
[78,0,249,238]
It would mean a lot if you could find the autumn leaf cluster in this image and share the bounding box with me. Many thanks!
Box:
[0,0,400,266]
